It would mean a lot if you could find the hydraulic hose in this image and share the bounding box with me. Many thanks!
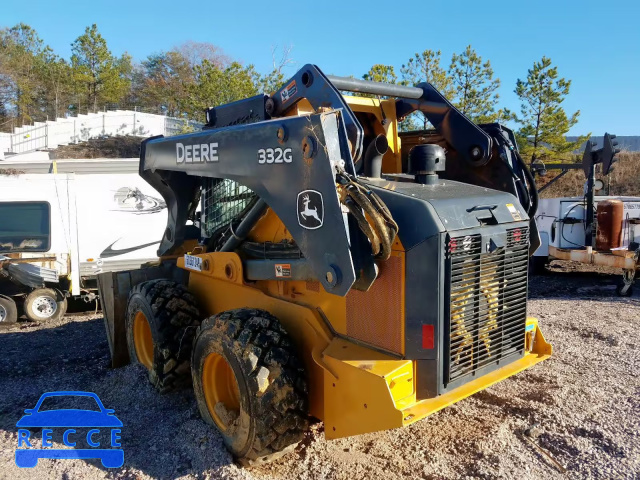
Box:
[220,199,268,252]
[336,171,398,260]
[517,151,539,217]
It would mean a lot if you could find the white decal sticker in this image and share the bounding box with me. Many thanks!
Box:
[506,203,522,221]
[257,148,293,164]
[176,142,219,164]
[184,254,202,271]
[297,190,324,230]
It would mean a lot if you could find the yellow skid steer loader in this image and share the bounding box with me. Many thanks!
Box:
[98,65,551,465]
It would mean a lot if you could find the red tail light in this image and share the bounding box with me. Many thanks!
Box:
[513,228,522,243]
[422,324,434,349]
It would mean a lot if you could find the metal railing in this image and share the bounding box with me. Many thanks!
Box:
[1,109,203,156]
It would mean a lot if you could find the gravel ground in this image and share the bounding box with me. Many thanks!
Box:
[1,260,638,479]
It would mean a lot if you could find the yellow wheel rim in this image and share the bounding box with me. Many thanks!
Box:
[133,311,153,369]
[202,352,241,432]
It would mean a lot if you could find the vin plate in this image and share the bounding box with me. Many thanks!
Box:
[184,254,202,271]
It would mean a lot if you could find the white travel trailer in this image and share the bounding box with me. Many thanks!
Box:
[0,170,167,323]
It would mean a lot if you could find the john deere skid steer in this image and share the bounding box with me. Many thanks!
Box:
[97,65,552,465]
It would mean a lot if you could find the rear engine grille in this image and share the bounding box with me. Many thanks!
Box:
[445,227,529,386]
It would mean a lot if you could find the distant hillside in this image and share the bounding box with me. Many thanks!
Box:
[51,136,142,159]
[566,136,640,152]
[537,152,640,198]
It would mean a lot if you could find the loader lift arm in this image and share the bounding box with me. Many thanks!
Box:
[141,111,359,295]
[140,64,540,296]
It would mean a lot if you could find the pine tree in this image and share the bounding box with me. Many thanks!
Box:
[401,49,454,129]
[363,64,397,85]
[513,56,586,163]
[71,24,131,112]
[187,60,258,117]
[39,48,73,120]
[449,45,501,123]
[0,23,47,124]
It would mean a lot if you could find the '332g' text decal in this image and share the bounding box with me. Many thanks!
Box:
[257,148,292,164]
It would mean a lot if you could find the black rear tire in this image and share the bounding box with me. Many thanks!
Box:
[192,308,309,466]
[0,295,18,324]
[126,280,201,392]
[24,288,67,322]
[529,256,549,275]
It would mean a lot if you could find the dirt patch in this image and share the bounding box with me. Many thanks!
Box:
[0,168,25,175]
[0,268,638,479]
[51,136,142,159]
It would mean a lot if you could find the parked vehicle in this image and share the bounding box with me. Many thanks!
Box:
[533,195,640,294]
[0,172,167,322]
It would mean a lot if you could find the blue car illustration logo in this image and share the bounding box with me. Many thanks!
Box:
[15,391,123,468]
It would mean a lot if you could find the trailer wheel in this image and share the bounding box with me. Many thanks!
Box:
[616,284,633,297]
[24,288,67,322]
[616,270,636,297]
[126,280,201,393]
[0,295,18,324]
[192,309,308,466]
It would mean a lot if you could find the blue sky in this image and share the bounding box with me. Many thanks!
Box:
[3,0,639,135]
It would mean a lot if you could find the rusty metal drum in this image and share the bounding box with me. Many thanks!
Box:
[596,199,624,251]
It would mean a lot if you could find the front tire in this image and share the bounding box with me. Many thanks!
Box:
[192,308,308,466]
[0,295,18,324]
[23,288,67,322]
[126,280,201,392]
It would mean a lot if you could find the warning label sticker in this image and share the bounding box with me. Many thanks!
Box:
[275,264,291,278]
[280,80,297,103]
[506,203,522,221]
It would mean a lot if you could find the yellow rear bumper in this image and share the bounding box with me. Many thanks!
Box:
[322,317,552,439]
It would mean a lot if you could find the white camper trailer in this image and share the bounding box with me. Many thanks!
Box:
[0,172,167,323]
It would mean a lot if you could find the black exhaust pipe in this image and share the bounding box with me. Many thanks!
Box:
[363,135,389,178]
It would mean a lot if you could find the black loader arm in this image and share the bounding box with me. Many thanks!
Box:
[270,65,364,163]
[140,111,357,296]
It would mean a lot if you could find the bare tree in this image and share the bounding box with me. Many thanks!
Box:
[174,41,230,68]
[270,44,295,75]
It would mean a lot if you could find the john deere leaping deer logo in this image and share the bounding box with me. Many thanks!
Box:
[297,190,324,230]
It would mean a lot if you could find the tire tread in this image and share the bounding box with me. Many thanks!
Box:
[195,308,308,466]
[128,279,200,392]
